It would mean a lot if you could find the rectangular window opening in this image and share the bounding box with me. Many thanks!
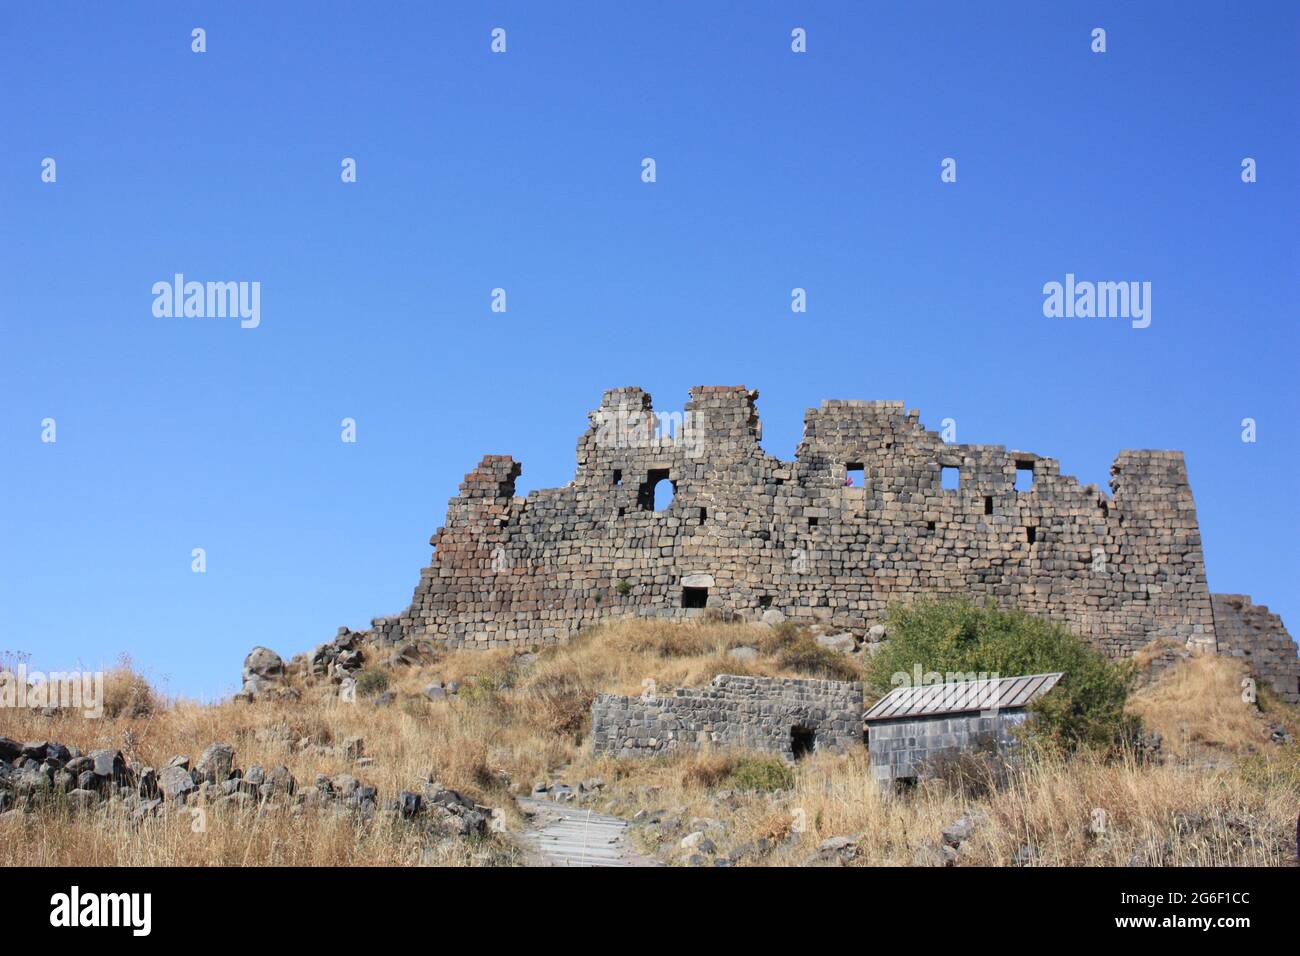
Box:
[1015,462,1034,493]
[845,462,864,488]
[941,466,960,491]
[612,468,622,487]
[809,516,819,528]
[983,496,994,515]
[698,507,707,525]
[1026,526,1038,545]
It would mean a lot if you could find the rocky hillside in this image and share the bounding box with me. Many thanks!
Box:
[1,618,1297,867]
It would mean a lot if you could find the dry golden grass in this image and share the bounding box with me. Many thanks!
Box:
[2,619,1296,867]
[1128,652,1283,760]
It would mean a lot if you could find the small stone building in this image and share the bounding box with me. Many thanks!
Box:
[863,673,1063,786]
[591,674,864,762]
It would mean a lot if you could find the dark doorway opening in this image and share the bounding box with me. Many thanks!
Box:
[682,586,708,609]
[791,726,816,760]
[893,776,918,795]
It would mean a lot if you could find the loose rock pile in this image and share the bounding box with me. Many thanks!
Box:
[0,735,491,840]
[236,627,444,703]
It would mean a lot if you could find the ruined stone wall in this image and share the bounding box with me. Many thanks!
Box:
[385,385,1227,660]
[1211,594,1300,705]
[590,675,864,761]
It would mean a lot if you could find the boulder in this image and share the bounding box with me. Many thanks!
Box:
[137,767,158,799]
[941,813,985,847]
[399,791,422,819]
[158,765,195,802]
[815,632,859,654]
[14,767,51,798]
[195,743,236,784]
[867,624,888,643]
[132,799,163,822]
[727,646,758,662]
[46,742,72,763]
[65,756,93,776]
[88,749,126,782]
[240,646,284,697]
[263,765,295,798]
[760,609,787,628]
[388,643,423,667]
[21,741,50,761]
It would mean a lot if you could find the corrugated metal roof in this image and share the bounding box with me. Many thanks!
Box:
[863,672,1064,722]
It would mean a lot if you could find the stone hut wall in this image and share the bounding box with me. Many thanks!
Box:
[590,675,864,761]
[867,710,1029,784]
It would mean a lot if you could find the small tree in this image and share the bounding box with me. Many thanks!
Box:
[865,599,1139,751]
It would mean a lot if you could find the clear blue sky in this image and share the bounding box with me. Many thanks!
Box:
[2,2,1296,699]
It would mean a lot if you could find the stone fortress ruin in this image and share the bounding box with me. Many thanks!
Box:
[358,385,1298,706]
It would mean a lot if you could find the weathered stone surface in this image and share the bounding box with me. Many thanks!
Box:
[1212,594,1300,705]
[239,647,285,698]
[592,674,863,761]
[322,387,1296,696]
[158,765,195,801]
[88,749,125,781]
[195,743,235,784]
[815,632,858,654]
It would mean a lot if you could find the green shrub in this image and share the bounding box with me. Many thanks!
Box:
[727,756,795,792]
[615,579,632,596]
[354,669,389,698]
[865,599,1138,751]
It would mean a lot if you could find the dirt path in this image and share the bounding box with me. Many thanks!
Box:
[516,797,660,867]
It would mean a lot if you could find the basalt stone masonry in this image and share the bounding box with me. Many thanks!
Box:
[356,386,1296,700]
[1211,595,1300,705]
[590,675,864,760]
